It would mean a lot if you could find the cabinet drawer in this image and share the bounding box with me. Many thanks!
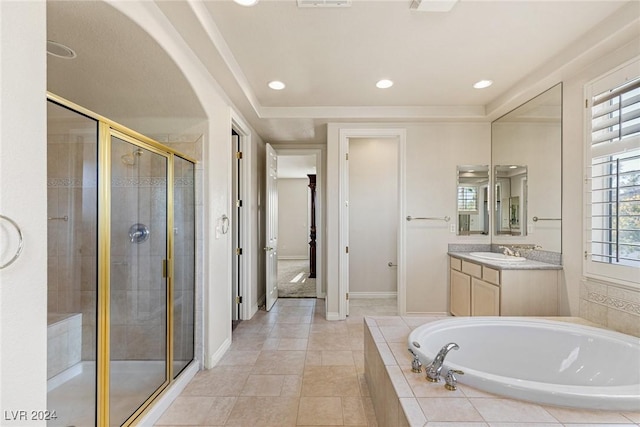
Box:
[461,260,482,278]
[482,266,500,285]
[450,257,462,271]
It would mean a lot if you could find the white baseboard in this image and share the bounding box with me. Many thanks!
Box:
[349,291,397,299]
[326,311,340,321]
[137,361,199,426]
[205,336,231,369]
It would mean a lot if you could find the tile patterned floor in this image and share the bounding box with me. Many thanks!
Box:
[155,298,396,426]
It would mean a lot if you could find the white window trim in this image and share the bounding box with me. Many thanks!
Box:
[583,58,640,289]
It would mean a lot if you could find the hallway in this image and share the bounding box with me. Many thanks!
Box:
[155,298,396,426]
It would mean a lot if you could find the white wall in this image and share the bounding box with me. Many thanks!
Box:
[277,179,309,259]
[0,1,48,423]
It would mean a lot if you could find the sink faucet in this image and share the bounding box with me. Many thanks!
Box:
[425,342,459,382]
[499,246,516,256]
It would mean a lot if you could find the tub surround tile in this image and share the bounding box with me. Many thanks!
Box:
[542,406,636,424]
[579,280,640,337]
[419,397,484,422]
[469,399,558,423]
[621,411,640,423]
[363,314,636,427]
[400,398,427,426]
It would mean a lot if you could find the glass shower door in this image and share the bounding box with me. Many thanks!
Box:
[109,135,168,426]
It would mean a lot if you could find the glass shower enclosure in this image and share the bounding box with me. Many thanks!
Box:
[46,94,196,427]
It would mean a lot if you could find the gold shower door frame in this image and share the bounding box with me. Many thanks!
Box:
[47,92,197,427]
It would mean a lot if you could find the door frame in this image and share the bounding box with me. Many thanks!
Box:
[231,113,254,320]
[338,128,406,319]
[273,148,324,299]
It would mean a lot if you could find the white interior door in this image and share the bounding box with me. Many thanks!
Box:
[265,143,279,311]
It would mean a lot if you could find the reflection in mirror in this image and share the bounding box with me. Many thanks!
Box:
[494,165,527,236]
[457,165,489,236]
[492,83,562,253]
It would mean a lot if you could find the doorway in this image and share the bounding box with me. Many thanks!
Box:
[231,130,242,329]
[276,154,317,298]
[338,129,406,319]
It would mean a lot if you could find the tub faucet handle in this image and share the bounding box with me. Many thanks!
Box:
[408,348,422,373]
[444,369,464,391]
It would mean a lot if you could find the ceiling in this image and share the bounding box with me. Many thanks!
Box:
[46,0,634,144]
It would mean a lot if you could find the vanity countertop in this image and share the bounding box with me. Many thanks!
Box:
[448,251,563,271]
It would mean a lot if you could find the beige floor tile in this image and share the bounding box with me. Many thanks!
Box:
[305,350,323,366]
[297,396,343,425]
[308,332,352,351]
[322,350,355,366]
[269,323,311,339]
[278,338,309,350]
[282,374,302,396]
[274,313,313,324]
[302,365,361,397]
[200,397,237,425]
[253,350,307,375]
[240,374,285,396]
[342,396,367,425]
[182,369,249,397]
[225,396,299,426]
[217,350,260,366]
[155,396,215,425]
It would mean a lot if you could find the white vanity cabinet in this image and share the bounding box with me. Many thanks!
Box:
[449,255,559,316]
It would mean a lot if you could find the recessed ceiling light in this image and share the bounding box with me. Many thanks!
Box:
[233,0,259,5]
[268,81,286,90]
[47,40,76,59]
[376,79,394,89]
[473,79,493,89]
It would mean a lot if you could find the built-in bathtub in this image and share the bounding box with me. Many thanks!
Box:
[47,312,82,388]
[408,317,640,411]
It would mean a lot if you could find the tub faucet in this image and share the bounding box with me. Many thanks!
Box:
[425,342,459,382]
[408,348,422,373]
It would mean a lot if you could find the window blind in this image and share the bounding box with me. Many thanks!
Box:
[589,76,640,269]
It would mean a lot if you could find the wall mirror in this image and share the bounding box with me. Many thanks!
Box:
[492,83,562,252]
[456,165,489,236]
[494,165,527,236]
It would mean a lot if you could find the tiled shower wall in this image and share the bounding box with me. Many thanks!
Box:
[47,136,98,361]
[579,279,640,337]
[48,131,201,363]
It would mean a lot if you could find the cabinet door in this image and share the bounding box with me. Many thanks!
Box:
[471,278,500,316]
[450,269,471,316]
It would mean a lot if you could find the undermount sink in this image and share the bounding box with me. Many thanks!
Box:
[469,252,526,262]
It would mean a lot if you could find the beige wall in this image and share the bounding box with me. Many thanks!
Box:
[277,178,309,259]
